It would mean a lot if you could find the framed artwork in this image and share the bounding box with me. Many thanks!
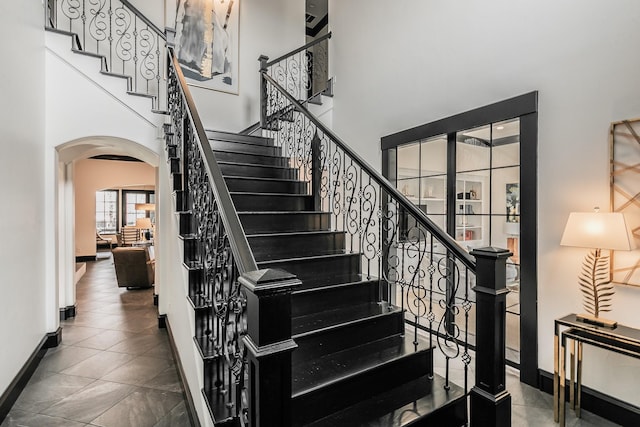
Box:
[610,119,640,286]
[174,0,240,94]
[506,183,520,222]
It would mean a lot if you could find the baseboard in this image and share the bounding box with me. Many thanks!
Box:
[158,313,167,329]
[75,255,96,262]
[59,305,76,320]
[539,369,640,426]
[0,328,62,423]
[164,316,201,427]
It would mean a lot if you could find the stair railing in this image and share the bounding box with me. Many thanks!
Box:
[168,48,300,427]
[259,32,332,127]
[45,0,166,110]
[260,71,512,425]
[167,46,252,425]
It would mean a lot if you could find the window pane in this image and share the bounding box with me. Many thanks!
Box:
[420,136,447,176]
[96,190,118,233]
[397,142,420,179]
[491,166,520,217]
[457,125,491,172]
[492,119,520,168]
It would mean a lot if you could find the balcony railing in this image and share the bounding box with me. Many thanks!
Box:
[45,0,166,110]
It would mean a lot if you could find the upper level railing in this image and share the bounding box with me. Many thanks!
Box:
[45,0,166,110]
[259,32,332,127]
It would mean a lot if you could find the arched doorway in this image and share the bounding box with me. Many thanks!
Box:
[55,137,160,322]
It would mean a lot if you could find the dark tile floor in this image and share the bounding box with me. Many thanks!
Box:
[1,251,192,427]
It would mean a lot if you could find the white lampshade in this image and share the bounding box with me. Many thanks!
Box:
[560,212,636,251]
[135,203,155,211]
[135,217,153,230]
[503,221,520,236]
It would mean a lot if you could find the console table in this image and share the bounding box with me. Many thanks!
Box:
[554,314,640,425]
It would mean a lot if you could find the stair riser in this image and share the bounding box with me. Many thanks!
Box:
[173,173,183,192]
[248,232,345,262]
[292,310,404,365]
[231,194,314,212]
[182,237,199,264]
[258,254,361,289]
[210,140,281,156]
[292,350,433,426]
[206,131,273,146]
[168,157,181,174]
[292,280,380,318]
[178,212,192,236]
[192,303,212,338]
[186,268,203,300]
[174,190,187,212]
[213,150,289,167]
[224,178,307,194]
[219,163,298,180]
[239,213,331,234]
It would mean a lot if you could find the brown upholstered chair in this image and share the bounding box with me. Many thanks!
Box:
[112,247,154,288]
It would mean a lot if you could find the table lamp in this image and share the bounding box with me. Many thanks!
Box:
[135,217,153,241]
[560,209,636,328]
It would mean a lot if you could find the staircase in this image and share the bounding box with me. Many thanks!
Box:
[45,0,512,422]
[167,120,468,425]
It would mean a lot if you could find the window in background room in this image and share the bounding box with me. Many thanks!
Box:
[122,190,155,227]
[96,190,119,234]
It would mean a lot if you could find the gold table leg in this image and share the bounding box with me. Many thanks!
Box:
[569,338,575,410]
[554,333,559,422]
[576,341,583,418]
[559,335,566,426]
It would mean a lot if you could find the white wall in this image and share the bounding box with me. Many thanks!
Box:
[329,0,640,405]
[74,159,156,257]
[0,1,48,395]
[167,0,305,132]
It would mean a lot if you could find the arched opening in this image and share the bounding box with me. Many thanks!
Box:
[55,136,160,321]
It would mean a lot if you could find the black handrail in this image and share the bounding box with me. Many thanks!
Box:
[262,72,476,270]
[120,0,166,40]
[169,47,258,274]
[265,32,332,68]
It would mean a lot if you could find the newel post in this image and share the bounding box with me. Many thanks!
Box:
[240,269,301,427]
[258,55,269,129]
[469,247,512,427]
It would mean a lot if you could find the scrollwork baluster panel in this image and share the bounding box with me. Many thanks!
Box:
[167,57,248,423]
[263,74,477,394]
[50,0,165,108]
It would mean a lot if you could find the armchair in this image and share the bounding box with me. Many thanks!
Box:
[112,247,154,288]
[96,230,115,249]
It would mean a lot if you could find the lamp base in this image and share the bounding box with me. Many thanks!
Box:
[576,313,617,329]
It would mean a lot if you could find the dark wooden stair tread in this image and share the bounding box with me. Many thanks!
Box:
[292,334,432,395]
[292,302,399,337]
[305,373,466,427]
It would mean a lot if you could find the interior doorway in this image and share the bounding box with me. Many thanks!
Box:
[56,137,159,324]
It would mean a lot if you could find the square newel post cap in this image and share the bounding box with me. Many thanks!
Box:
[240,269,301,296]
[240,269,300,349]
[470,247,512,294]
[470,246,512,260]
[258,55,269,69]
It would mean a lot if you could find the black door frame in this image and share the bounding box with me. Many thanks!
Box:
[381,91,538,387]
